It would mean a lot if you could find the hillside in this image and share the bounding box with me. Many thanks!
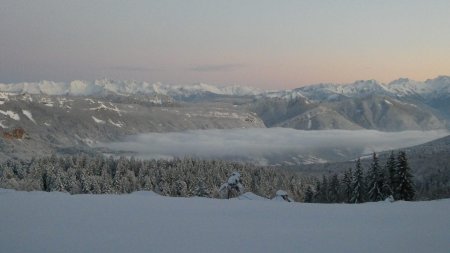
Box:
[0,93,263,160]
[298,135,450,199]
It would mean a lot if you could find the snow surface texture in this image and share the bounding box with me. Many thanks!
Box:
[99,128,449,165]
[0,189,449,253]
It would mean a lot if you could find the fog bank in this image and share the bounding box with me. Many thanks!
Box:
[98,128,449,165]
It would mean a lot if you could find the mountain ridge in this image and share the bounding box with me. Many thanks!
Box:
[1,75,450,100]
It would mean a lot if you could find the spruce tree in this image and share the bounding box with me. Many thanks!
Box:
[219,172,244,199]
[321,175,330,202]
[329,174,340,203]
[194,179,210,197]
[304,186,314,203]
[381,167,392,198]
[313,180,322,203]
[386,151,398,198]
[395,151,415,201]
[351,158,365,203]
[368,153,384,202]
[342,168,353,203]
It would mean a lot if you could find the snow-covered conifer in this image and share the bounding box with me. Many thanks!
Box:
[351,158,365,203]
[329,174,341,203]
[368,153,384,202]
[342,168,353,203]
[304,186,314,203]
[395,151,415,201]
[219,172,244,199]
[272,190,293,202]
[386,151,398,197]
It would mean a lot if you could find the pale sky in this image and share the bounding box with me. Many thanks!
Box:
[1,0,450,89]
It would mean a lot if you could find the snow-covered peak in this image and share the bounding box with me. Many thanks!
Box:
[0,79,264,98]
[383,76,450,99]
[386,78,429,96]
[263,76,450,101]
[424,76,450,94]
[219,85,263,96]
[1,75,449,100]
[304,80,388,96]
[264,80,390,102]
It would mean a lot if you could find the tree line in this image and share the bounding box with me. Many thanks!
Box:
[0,151,423,203]
[304,151,415,203]
[0,154,313,201]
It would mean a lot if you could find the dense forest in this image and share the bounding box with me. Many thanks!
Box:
[0,152,447,202]
[0,155,312,201]
[306,152,415,203]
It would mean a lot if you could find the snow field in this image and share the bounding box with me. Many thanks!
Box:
[22,110,36,124]
[1,189,449,253]
[0,109,20,120]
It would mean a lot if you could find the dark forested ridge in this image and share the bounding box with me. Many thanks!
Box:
[306,151,450,202]
[0,155,313,201]
[297,136,450,201]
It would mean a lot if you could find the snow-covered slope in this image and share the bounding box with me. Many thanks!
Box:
[250,76,450,130]
[1,189,449,253]
[0,93,265,161]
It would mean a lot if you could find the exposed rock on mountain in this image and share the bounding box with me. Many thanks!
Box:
[2,127,26,140]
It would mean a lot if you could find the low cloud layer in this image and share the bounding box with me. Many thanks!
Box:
[190,64,244,72]
[98,128,449,164]
[109,66,160,72]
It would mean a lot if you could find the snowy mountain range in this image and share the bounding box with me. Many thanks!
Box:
[1,75,449,100]
[262,76,450,101]
[0,76,449,162]
[0,79,262,99]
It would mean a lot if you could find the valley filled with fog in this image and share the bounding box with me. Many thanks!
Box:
[98,128,449,165]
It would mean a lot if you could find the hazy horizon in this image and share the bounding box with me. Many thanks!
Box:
[1,1,450,89]
[1,74,449,89]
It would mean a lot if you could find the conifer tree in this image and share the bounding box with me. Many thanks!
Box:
[194,179,210,197]
[219,172,244,199]
[351,158,365,203]
[320,175,329,203]
[329,174,340,203]
[368,153,384,202]
[395,151,415,201]
[100,165,113,194]
[386,151,398,198]
[381,167,392,198]
[313,180,322,203]
[304,186,314,203]
[342,168,353,203]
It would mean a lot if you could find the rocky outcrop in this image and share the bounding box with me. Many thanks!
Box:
[2,128,26,140]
